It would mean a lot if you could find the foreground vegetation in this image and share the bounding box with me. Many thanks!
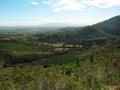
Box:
[0,35,120,90]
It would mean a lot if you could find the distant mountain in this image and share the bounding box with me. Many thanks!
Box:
[38,15,120,42]
[93,15,120,36]
[77,15,120,39]
[41,23,81,27]
[75,26,112,39]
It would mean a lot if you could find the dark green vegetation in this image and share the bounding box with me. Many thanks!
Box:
[93,15,120,36]
[0,15,120,90]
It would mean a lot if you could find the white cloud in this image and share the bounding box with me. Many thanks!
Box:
[31,1,39,5]
[53,0,74,6]
[30,0,120,12]
[82,0,120,8]
[52,0,85,12]
[42,1,52,4]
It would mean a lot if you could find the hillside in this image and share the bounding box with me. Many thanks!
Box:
[93,15,120,36]
[0,38,120,90]
[38,15,120,42]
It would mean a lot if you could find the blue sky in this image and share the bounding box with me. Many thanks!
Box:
[0,0,120,26]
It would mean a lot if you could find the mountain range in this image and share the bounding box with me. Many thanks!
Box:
[38,15,120,42]
[93,15,120,36]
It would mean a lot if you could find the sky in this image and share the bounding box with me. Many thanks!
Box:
[0,0,120,26]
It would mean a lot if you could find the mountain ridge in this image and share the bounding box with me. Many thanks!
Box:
[93,15,120,36]
[38,15,120,42]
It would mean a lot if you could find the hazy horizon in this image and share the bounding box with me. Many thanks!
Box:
[0,0,120,26]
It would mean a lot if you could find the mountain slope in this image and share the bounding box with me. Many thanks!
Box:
[93,15,120,36]
[38,15,120,42]
[75,26,111,40]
